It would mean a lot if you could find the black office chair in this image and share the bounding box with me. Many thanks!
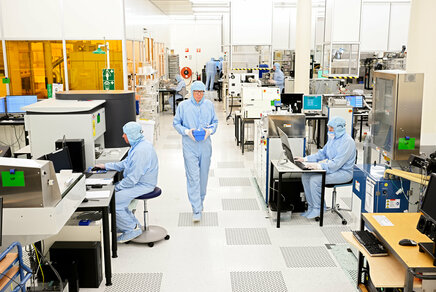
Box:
[324,150,358,225]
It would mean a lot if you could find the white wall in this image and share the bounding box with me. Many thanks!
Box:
[388,3,410,51]
[124,0,170,43]
[406,0,436,142]
[231,0,273,45]
[360,2,410,52]
[168,18,222,75]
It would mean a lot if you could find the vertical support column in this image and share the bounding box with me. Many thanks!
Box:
[121,0,128,90]
[406,0,436,142]
[0,0,10,95]
[294,0,311,94]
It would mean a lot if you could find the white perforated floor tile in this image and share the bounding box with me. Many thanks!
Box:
[321,226,351,244]
[219,177,252,187]
[226,228,271,245]
[104,273,162,292]
[269,212,318,226]
[230,271,288,292]
[222,199,259,210]
[178,212,219,226]
[322,211,354,226]
[280,246,337,268]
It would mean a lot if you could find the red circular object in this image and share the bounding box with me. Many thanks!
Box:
[181,67,192,79]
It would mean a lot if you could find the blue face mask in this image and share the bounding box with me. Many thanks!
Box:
[328,132,335,140]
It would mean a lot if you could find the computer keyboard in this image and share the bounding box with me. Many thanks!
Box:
[352,230,388,257]
[294,160,310,170]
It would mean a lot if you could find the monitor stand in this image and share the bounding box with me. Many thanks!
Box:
[418,242,436,266]
[278,151,288,165]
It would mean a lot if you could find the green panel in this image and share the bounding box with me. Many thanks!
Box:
[102,69,115,90]
[47,84,53,98]
[398,137,416,150]
[1,171,25,187]
[2,77,10,84]
[97,113,101,123]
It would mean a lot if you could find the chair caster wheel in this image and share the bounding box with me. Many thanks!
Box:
[342,220,347,225]
[148,242,154,247]
[165,235,170,240]
[315,217,320,222]
[125,241,131,244]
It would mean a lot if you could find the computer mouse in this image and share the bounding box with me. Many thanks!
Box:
[399,239,417,246]
[91,167,102,171]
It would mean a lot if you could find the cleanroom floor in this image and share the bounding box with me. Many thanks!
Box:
[83,100,359,292]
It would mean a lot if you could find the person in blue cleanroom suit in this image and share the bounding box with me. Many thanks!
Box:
[173,81,218,222]
[295,116,356,219]
[269,62,285,93]
[95,122,159,242]
[205,57,217,91]
[218,57,224,77]
[169,75,187,111]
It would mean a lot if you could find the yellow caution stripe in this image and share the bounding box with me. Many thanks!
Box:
[232,68,271,71]
[321,75,359,79]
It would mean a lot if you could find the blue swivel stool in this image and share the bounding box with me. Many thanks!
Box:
[131,187,170,247]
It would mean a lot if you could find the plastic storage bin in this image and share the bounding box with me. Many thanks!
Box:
[192,129,206,141]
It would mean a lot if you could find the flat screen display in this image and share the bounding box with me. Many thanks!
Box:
[346,95,363,108]
[6,95,37,113]
[421,174,436,222]
[303,95,322,111]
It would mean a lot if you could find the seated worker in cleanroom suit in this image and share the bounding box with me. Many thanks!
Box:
[295,116,356,219]
[95,121,159,243]
[169,74,187,111]
[173,81,218,222]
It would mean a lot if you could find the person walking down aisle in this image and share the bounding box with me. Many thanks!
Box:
[269,62,285,93]
[205,57,217,91]
[169,74,187,111]
[173,81,218,222]
[95,122,159,243]
[295,116,356,219]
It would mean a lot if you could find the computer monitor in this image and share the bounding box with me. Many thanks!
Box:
[0,97,5,115]
[280,93,303,111]
[278,127,294,162]
[303,95,322,112]
[6,95,37,114]
[420,174,436,223]
[45,147,73,173]
[346,95,363,108]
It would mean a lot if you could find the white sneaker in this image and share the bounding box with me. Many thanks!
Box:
[192,212,201,223]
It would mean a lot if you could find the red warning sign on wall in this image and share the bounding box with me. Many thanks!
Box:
[185,48,189,52]
[196,48,201,53]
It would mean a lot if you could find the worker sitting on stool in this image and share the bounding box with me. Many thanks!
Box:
[169,74,187,111]
[95,121,159,243]
[295,116,356,219]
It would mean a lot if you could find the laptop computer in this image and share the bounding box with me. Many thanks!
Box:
[277,127,309,170]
